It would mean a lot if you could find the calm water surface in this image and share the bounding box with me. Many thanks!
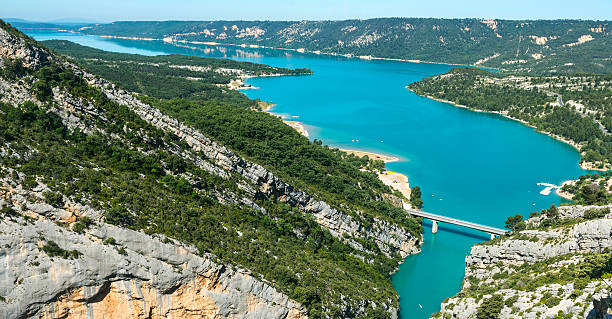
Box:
[29,31,589,318]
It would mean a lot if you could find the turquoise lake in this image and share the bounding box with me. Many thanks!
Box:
[28,31,590,318]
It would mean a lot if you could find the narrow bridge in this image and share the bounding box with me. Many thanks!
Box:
[403,203,507,238]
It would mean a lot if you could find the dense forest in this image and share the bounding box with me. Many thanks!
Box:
[1,21,422,318]
[408,68,612,170]
[61,18,612,74]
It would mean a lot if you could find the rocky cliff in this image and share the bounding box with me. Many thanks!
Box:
[434,205,612,319]
[0,174,306,319]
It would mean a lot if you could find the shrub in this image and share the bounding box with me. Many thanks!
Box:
[583,208,608,220]
[104,207,134,227]
[1,206,18,216]
[410,186,423,208]
[476,295,504,319]
[117,247,127,255]
[72,216,94,234]
[43,191,64,207]
[41,241,82,259]
[504,295,519,307]
[1,58,26,80]
[505,214,526,232]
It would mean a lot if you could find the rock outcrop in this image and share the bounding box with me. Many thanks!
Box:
[434,205,612,319]
[0,24,52,69]
[0,177,306,319]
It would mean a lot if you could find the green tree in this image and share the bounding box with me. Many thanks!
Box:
[410,186,423,209]
[475,294,504,319]
[43,191,64,207]
[1,58,26,80]
[504,214,525,232]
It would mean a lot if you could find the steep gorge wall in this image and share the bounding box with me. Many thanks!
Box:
[0,25,420,260]
[0,178,306,319]
[435,205,612,319]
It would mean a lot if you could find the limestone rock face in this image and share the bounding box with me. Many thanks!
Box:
[0,27,52,69]
[434,205,612,319]
[0,181,306,319]
[466,205,612,274]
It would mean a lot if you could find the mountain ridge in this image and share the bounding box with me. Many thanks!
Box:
[69,18,612,74]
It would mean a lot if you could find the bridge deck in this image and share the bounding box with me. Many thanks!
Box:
[404,205,506,235]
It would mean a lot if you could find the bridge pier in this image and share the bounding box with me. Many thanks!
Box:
[432,220,438,234]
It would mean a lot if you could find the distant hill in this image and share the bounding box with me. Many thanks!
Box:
[72,18,612,74]
[408,68,612,170]
[4,18,93,30]
[48,18,100,25]
[3,18,32,23]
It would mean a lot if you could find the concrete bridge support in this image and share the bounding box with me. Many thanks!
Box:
[432,220,438,234]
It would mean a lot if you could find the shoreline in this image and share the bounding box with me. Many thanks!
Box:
[339,148,400,163]
[276,118,411,199]
[70,31,497,70]
[282,120,309,137]
[407,88,610,172]
[257,101,276,112]
[555,180,576,200]
[555,174,612,200]
[378,170,411,199]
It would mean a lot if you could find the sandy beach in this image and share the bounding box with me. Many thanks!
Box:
[340,149,400,163]
[378,170,411,199]
[283,120,309,137]
[338,149,409,198]
[279,121,410,198]
[257,101,276,111]
[555,180,576,200]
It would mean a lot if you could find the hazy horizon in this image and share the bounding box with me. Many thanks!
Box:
[3,0,611,23]
[5,17,612,26]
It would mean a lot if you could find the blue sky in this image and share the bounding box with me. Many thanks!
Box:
[4,0,612,22]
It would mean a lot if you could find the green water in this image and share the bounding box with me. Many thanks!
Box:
[28,31,589,318]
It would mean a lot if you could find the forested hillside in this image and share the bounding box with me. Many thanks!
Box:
[44,39,311,106]
[0,20,422,318]
[72,18,612,74]
[408,68,612,170]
